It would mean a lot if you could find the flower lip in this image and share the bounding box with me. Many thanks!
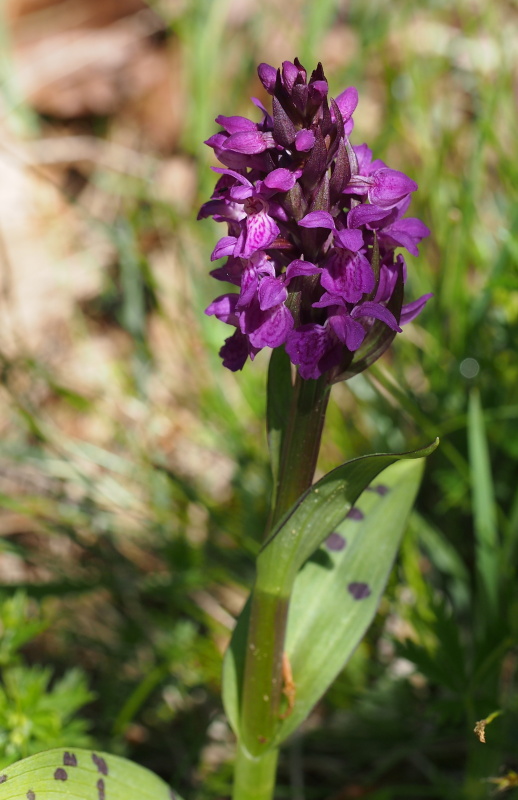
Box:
[368,168,418,208]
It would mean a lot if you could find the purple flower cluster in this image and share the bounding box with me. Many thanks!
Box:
[199,59,431,381]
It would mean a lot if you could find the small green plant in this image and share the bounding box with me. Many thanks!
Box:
[0,593,94,768]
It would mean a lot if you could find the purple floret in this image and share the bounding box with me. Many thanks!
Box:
[200,57,431,380]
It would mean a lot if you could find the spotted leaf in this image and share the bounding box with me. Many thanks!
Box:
[275,456,429,742]
[222,441,438,737]
[0,748,182,800]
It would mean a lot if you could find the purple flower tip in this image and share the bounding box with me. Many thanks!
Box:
[257,62,277,93]
[335,86,359,120]
[199,57,431,379]
[295,129,316,151]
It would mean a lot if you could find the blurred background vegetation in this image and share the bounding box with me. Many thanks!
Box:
[0,0,517,798]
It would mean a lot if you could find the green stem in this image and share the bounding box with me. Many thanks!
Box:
[233,373,330,800]
[269,372,330,532]
[240,590,290,756]
[232,743,279,800]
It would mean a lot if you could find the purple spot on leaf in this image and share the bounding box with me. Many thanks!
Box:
[27,792,35,800]
[63,752,77,767]
[325,532,346,551]
[54,768,67,781]
[92,754,108,775]
[346,506,364,521]
[170,792,176,800]
[97,778,105,800]
[368,483,389,496]
[0,775,7,783]
[348,582,371,600]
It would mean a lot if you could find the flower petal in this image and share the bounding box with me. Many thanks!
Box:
[344,117,354,136]
[382,218,431,256]
[334,86,358,121]
[224,131,275,154]
[285,259,321,282]
[353,143,374,174]
[264,168,297,191]
[248,303,294,348]
[347,203,390,229]
[328,312,366,351]
[236,211,280,258]
[308,80,328,104]
[198,199,244,222]
[211,236,238,261]
[321,251,375,303]
[312,292,345,309]
[298,210,336,229]
[282,60,301,92]
[210,257,243,285]
[258,276,287,310]
[369,168,418,208]
[295,129,315,151]
[220,330,251,371]
[215,115,258,134]
[352,301,402,332]
[257,62,277,93]
[400,293,433,324]
[374,262,399,303]
[230,184,255,202]
[238,265,259,308]
[205,293,239,324]
[334,228,364,252]
[211,167,253,187]
[285,324,333,380]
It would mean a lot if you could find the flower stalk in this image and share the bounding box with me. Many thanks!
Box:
[233,744,279,800]
[234,369,330,800]
[268,371,330,533]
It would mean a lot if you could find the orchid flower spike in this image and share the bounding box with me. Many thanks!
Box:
[199,58,432,381]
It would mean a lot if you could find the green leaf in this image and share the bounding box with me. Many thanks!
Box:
[276,457,427,742]
[222,600,250,736]
[0,747,182,800]
[468,389,499,618]
[222,441,438,737]
[257,441,438,597]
